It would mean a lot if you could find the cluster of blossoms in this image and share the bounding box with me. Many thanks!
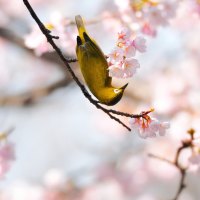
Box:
[0,129,15,178]
[25,13,76,56]
[108,28,146,78]
[129,109,170,138]
[114,0,178,37]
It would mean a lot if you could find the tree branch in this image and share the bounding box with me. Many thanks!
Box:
[0,78,71,106]
[172,168,187,200]
[149,144,189,200]
[148,153,174,166]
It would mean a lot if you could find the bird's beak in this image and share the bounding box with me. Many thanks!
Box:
[120,83,128,90]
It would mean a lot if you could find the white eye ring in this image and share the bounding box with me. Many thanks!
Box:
[114,89,120,94]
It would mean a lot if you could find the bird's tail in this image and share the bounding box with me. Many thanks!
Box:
[75,15,86,41]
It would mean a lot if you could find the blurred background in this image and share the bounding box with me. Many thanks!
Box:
[0,0,200,199]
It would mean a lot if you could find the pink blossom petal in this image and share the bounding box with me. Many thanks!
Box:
[108,62,124,78]
[189,154,200,165]
[108,47,124,63]
[0,142,15,162]
[144,7,168,27]
[124,44,136,57]
[133,36,147,53]
[141,23,157,37]
[109,58,139,78]
[24,26,54,56]
[117,27,131,41]
[129,117,170,139]
[0,142,15,178]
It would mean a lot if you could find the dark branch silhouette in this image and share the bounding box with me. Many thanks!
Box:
[148,129,197,200]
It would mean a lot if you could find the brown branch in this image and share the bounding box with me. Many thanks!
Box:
[0,78,70,106]
[174,146,185,167]
[149,144,189,200]
[148,153,174,166]
[172,168,187,200]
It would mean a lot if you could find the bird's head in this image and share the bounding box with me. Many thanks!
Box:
[97,83,128,106]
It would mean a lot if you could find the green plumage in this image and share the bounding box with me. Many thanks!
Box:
[75,15,127,106]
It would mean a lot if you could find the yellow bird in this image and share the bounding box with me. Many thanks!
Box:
[75,15,128,106]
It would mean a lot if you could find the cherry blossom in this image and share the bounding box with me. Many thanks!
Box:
[0,139,15,178]
[144,7,169,27]
[108,48,124,63]
[129,115,170,139]
[162,1,177,19]
[123,42,136,57]
[143,1,178,26]
[121,58,140,77]
[188,153,200,166]
[24,25,53,56]
[117,27,131,40]
[114,0,178,37]
[132,36,147,53]
[115,28,147,55]
[24,13,76,56]
[108,58,140,78]
[188,150,200,172]
[141,23,157,37]
[108,27,146,78]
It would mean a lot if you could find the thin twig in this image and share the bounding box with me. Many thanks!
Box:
[149,143,189,200]
[172,145,188,200]
[148,153,174,166]
[174,146,185,167]
[172,168,187,200]
[107,108,153,118]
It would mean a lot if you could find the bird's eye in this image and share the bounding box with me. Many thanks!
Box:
[114,89,120,94]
